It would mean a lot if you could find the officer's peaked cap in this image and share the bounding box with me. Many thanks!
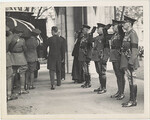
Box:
[97,23,105,28]
[123,15,136,25]
[82,24,91,29]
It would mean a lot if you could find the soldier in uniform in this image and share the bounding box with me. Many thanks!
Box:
[109,20,125,100]
[44,26,65,90]
[6,26,18,101]
[92,23,110,94]
[25,29,41,90]
[121,16,140,107]
[78,24,92,88]
[10,26,29,94]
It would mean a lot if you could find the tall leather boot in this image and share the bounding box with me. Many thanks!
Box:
[132,84,137,106]
[86,74,91,88]
[81,74,88,88]
[94,75,102,92]
[122,84,135,107]
[97,75,107,94]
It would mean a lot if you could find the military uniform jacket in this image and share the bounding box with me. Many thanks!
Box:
[91,34,110,62]
[44,35,65,70]
[6,34,14,67]
[25,36,39,62]
[91,35,104,61]
[78,34,92,61]
[10,35,27,66]
[109,33,122,62]
[120,29,139,70]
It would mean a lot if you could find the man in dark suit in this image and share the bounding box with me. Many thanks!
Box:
[44,26,65,90]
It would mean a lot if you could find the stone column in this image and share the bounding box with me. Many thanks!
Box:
[66,7,74,73]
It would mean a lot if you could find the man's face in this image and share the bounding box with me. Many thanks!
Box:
[112,25,118,33]
[122,22,131,30]
[97,27,103,34]
[82,28,89,34]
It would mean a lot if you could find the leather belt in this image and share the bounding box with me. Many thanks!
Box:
[11,51,23,53]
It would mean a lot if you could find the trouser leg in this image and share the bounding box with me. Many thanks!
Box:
[112,62,120,93]
[122,69,137,107]
[56,61,61,86]
[101,63,106,89]
[25,71,30,89]
[95,61,102,88]
[49,70,55,86]
[81,61,91,88]
[30,72,34,87]
[7,77,12,98]
[56,70,61,86]
[20,72,26,90]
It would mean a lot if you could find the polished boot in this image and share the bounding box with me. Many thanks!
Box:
[122,85,137,107]
[122,85,132,106]
[116,94,125,100]
[85,74,91,88]
[7,95,18,101]
[132,84,137,106]
[94,86,102,92]
[51,85,55,90]
[81,75,88,88]
[97,86,107,94]
[110,91,120,98]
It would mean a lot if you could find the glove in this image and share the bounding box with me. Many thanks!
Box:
[128,63,134,70]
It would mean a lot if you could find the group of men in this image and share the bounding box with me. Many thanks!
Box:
[6,15,139,107]
[6,26,41,101]
[72,15,139,107]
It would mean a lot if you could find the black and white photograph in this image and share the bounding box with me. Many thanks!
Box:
[0,0,149,119]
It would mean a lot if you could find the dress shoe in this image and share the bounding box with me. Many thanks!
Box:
[7,95,18,101]
[97,89,107,94]
[122,101,137,107]
[51,85,55,90]
[116,94,125,100]
[19,90,29,94]
[110,92,119,98]
[85,84,91,88]
[29,86,36,90]
[81,83,87,88]
[94,87,101,92]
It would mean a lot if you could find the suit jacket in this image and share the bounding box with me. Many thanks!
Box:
[44,35,64,70]
[25,36,39,62]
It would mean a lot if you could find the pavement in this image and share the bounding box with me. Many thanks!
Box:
[7,62,144,115]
